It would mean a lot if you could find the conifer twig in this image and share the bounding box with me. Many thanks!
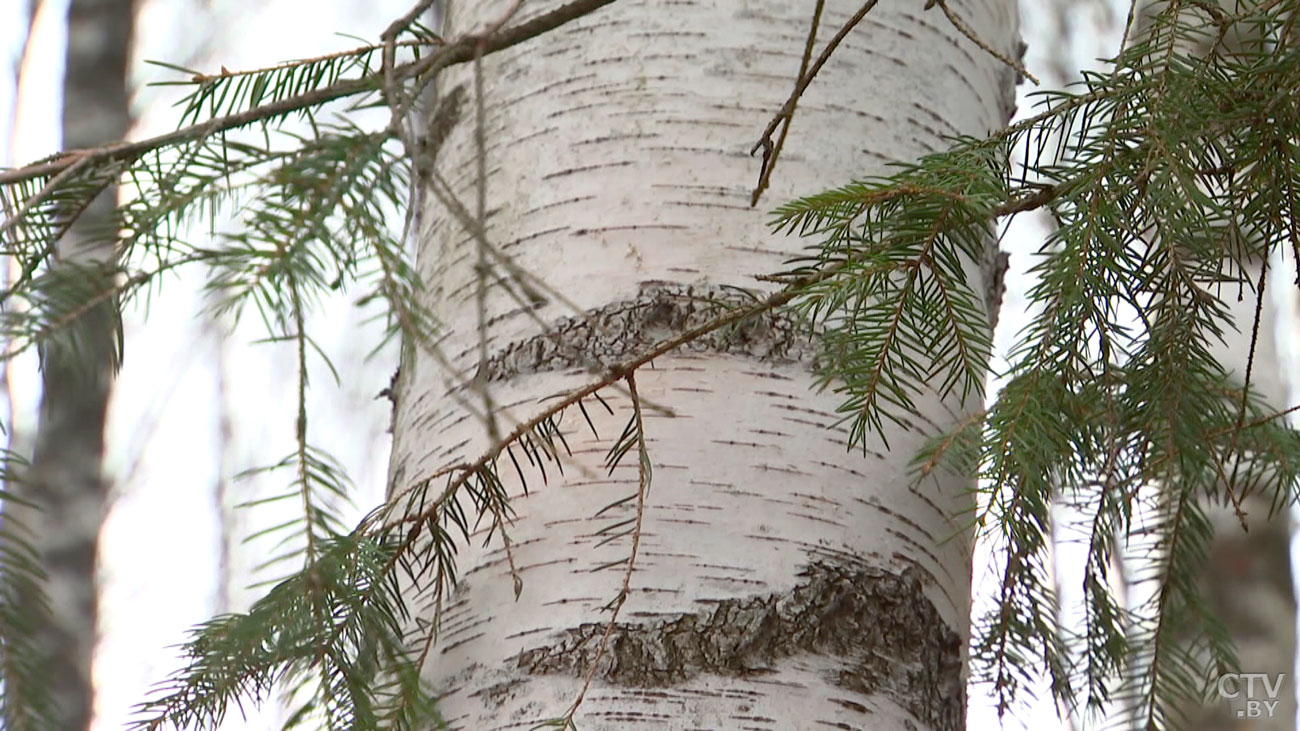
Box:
[0,0,620,189]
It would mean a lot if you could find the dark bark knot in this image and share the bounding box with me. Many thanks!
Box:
[515,560,964,731]
[483,280,819,381]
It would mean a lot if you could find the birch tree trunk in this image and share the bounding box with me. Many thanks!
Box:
[387,1,1019,728]
[16,1,133,727]
[1184,263,1297,731]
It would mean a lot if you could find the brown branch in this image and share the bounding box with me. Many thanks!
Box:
[560,372,650,726]
[994,182,1060,217]
[0,153,94,240]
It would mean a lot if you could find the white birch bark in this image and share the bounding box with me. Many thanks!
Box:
[388,1,1019,728]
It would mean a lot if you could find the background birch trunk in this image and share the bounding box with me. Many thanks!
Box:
[14,1,134,727]
[1124,3,1298,726]
[1183,263,1297,730]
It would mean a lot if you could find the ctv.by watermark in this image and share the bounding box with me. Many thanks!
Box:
[1215,673,1288,720]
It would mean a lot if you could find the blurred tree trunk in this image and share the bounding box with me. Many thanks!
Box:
[16,0,135,727]
[1184,270,1297,731]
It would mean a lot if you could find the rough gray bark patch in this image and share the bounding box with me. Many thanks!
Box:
[515,560,964,731]
[485,281,818,380]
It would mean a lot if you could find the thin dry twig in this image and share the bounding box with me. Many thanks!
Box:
[380,0,437,149]
[474,0,523,39]
[470,41,501,444]
[749,0,825,207]
[1218,257,1268,526]
[750,0,880,206]
[751,0,1040,205]
[560,372,651,726]
[926,0,1038,85]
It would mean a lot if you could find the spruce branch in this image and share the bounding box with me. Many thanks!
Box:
[551,373,651,730]
[0,0,620,189]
